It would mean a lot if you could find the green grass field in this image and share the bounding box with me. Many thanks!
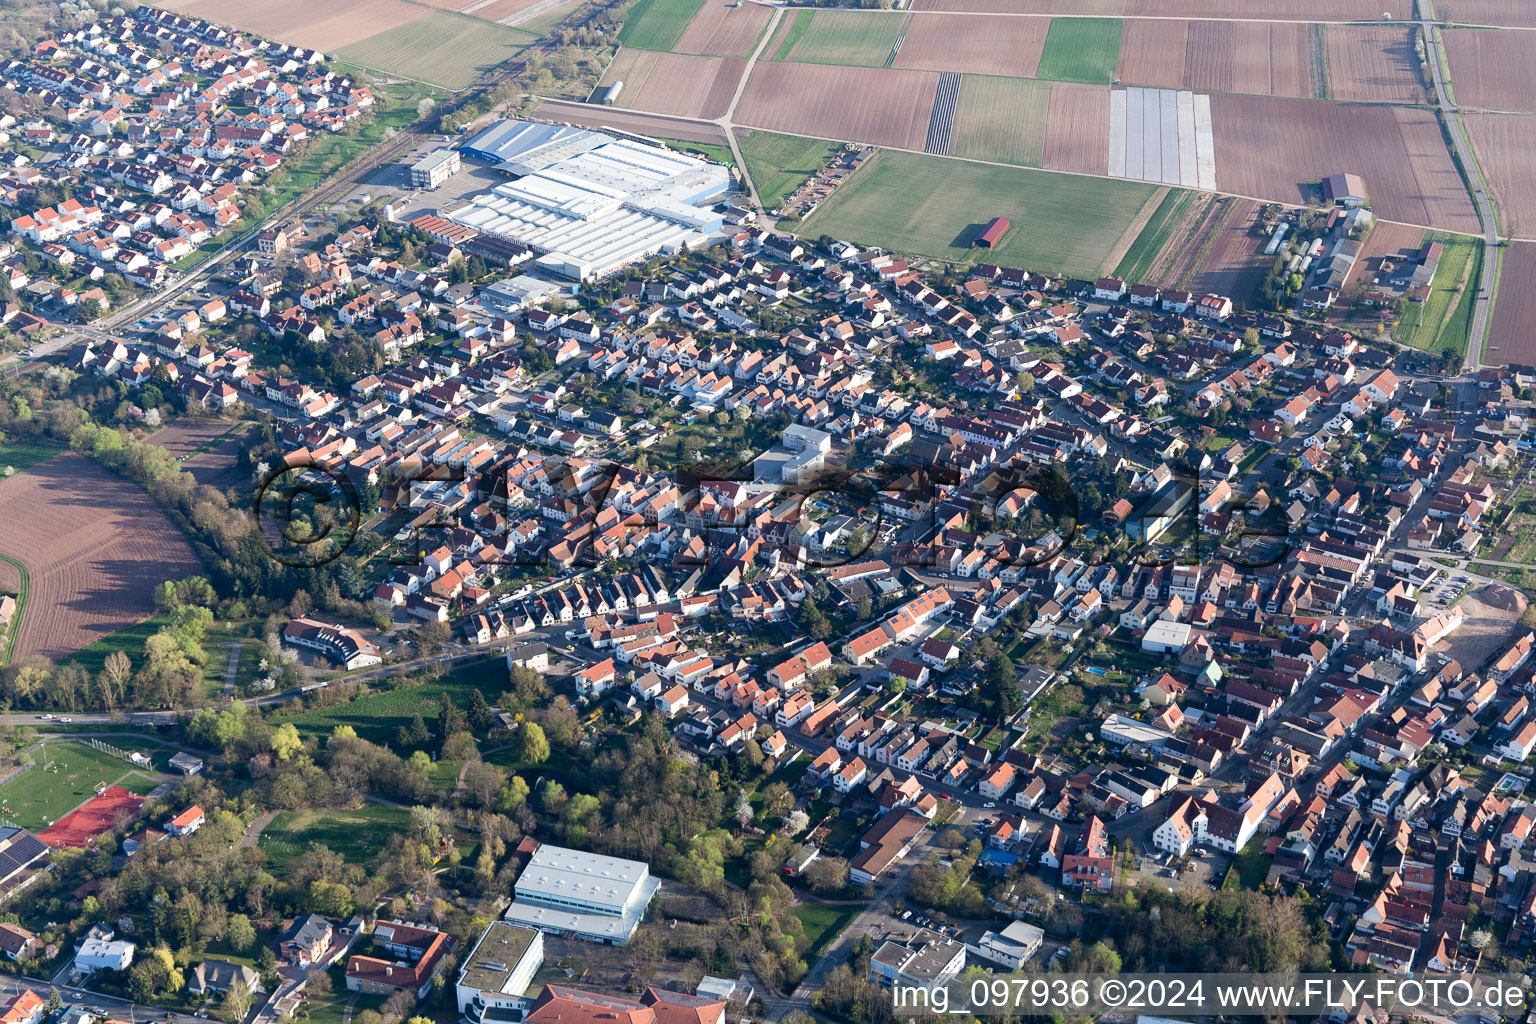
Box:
[772,9,813,60]
[618,0,708,52]
[791,903,861,959]
[949,75,1050,167]
[1394,231,1482,358]
[780,10,906,67]
[1114,187,1193,281]
[1036,17,1123,84]
[0,741,163,830]
[275,660,506,744]
[63,613,173,677]
[338,13,536,89]
[738,130,841,212]
[260,804,414,872]
[657,136,735,167]
[799,149,1159,278]
[0,441,64,476]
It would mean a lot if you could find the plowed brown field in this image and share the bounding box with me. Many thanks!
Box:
[1438,0,1536,27]
[1042,81,1109,175]
[1464,113,1536,239]
[1442,29,1536,112]
[1489,242,1536,366]
[163,0,428,49]
[735,62,939,151]
[1211,95,1479,233]
[674,0,773,57]
[893,14,1047,76]
[909,0,1410,16]
[1326,26,1425,104]
[534,99,731,145]
[1117,19,1311,98]
[1190,198,1269,306]
[0,453,200,663]
[601,49,745,120]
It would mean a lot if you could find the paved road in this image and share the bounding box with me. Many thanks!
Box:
[0,971,170,1024]
[1419,0,1501,371]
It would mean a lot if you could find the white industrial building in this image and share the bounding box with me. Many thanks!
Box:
[410,148,461,189]
[456,923,544,1024]
[448,120,730,281]
[503,843,660,945]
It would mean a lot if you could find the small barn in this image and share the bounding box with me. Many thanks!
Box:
[976,217,1010,248]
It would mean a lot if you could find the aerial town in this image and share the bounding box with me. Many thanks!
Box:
[0,0,1535,1023]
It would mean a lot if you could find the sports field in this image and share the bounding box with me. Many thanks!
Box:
[798,149,1159,278]
[739,130,842,212]
[1114,188,1195,280]
[260,805,414,872]
[0,741,161,831]
[338,11,535,89]
[779,10,906,67]
[619,0,708,51]
[949,75,1050,166]
[1394,232,1482,359]
[1036,17,1122,84]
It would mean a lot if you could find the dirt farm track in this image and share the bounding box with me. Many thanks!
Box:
[0,453,200,664]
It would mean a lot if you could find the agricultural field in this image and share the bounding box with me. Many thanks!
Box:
[948,76,1050,166]
[453,0,562,27]
[1437,0,1536,27]
[1488,242,1536,366]
[1392,231,1482,358]
[337,12,536,89]
[598,49,746,119]
[1325,26,1425,104]
[1114,188,1196,281]
[1188,197,1272,306]
[274,660,505,743]
[618,0,708,52]
[738,131,842,212]
[735,63,940,152]
[909,0,1411,14]
[798,149,1160,279]
[1035,17,1122,84]
[0,741,162,831]
[0,453,200,664]
[672,0,773,57]
[658,136,735,166]
[1210,95,1479,234]
[1042,82,1111,176]
[534,99,731,146]
[893,14,1047,76]
[777,10,907,68]
[161,0,426,51]
[260,805,415,872]
[1442,29,1536,112]
[1116,19,1314,99]
[1464,113,1536,239]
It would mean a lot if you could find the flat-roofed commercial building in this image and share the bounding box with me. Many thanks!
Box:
[409,149,460,189]
[456,923,544,1024]
[504,844,660,945]
[849,810,928,886]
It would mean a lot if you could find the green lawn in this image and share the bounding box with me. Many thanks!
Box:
[63,612,174,677]
[657,136,736,167]
[1114,188,1193,281]
[618,0,709,52]
[1394,231,1482,359]
[274,659,506,744]
[738,130,841,212]
[338,13,536,90]
[792,903,860,960]
[780,10,907,67]
[798,149,1160,278]
[259,804,415,873]
[949,75,1050,167]
[0,741,164,830]
[1036,17,1123,84]
[0,441,64,476]
[0,553,27,671]
[772,9,814,61]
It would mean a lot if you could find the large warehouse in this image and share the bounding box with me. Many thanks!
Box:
[503,843,660,945]
[446,119,730,281]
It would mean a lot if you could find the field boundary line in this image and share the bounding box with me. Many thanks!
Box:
[0,553,30,670]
